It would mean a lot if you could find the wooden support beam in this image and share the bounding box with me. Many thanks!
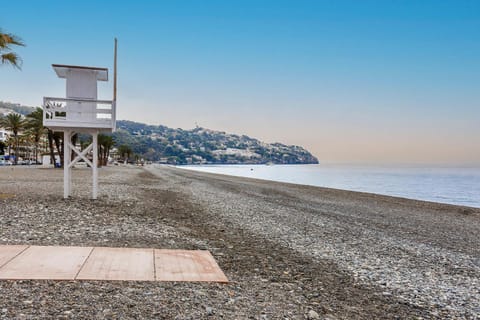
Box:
[68,142,93,168]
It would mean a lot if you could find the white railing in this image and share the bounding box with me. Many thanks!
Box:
[43,97,115,130]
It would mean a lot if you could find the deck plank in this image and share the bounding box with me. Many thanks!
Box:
[154,249,228,282]
[0,245,29,268]
[76,247,155,281]
[0,246,93,280]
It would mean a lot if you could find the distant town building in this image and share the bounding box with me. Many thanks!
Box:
[0,129,9,142]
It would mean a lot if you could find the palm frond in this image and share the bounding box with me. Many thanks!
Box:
[1,52,23,69]
[0,31,25,48]
[0,30,25,69]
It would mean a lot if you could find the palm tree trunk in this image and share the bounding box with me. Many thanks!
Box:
[47,130,55,166]
[53,134,63,168]
[14,134,18,164]
[106,148,111,166]
[98,145,103,168]
[70,133,77,161]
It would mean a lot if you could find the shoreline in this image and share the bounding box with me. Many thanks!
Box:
[1,165,479,319]
[175,163,480,209]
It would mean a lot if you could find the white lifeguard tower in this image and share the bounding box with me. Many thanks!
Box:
[43,41,118,199]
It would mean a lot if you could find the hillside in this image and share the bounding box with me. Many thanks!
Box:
[0,102,319,165]
[0,101,35,116]
[114,120,319,165]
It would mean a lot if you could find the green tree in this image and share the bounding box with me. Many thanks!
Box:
[52,131,63,167]
[0,113,24,164]
[44,103,63,167]
[117,144,132,162]
[25,107,45,163]
[0,30,25,69]
[98,134,114,166]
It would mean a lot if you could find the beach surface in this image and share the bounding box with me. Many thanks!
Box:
[0,165,479,319]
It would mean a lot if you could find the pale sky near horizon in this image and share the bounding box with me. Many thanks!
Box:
[1,0,479,165]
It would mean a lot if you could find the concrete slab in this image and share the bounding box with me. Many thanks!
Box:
[76,247,155,281]
[0,245,93,280]
[155,249,228,282]
[0,245,29,268]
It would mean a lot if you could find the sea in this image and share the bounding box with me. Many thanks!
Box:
[179,164,480,208]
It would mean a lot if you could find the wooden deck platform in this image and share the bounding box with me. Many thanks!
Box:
[0,245,228,282]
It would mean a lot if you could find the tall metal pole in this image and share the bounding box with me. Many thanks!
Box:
[114,38,117,102]
[112,38,118,130]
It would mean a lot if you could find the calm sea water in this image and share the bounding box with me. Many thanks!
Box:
[179,164,480,208]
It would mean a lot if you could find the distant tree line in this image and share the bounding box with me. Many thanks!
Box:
[0,107,118,167]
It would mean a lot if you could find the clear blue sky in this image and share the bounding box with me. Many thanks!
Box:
[1,0,479,164]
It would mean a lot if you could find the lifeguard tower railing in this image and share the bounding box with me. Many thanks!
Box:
[43,97,116,131]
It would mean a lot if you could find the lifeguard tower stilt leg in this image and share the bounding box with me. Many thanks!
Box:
[92,131,98,199]
[63,130,72,198]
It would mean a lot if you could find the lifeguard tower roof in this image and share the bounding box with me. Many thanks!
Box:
[52,64,109,81]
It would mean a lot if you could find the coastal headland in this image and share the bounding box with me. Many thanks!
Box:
[0,165,478,319]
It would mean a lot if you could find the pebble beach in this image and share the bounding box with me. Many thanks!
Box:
[0,165,479,319]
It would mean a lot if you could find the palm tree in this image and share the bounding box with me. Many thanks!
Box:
[0,30,25,69]
[46,129,57,166]
[44,102,63,167]
[52,131,63,167]
[25,107,46,163]
[98,134,114,166]
[0,113,24,164]
[4,135,14,158]
[117,144,132,163]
